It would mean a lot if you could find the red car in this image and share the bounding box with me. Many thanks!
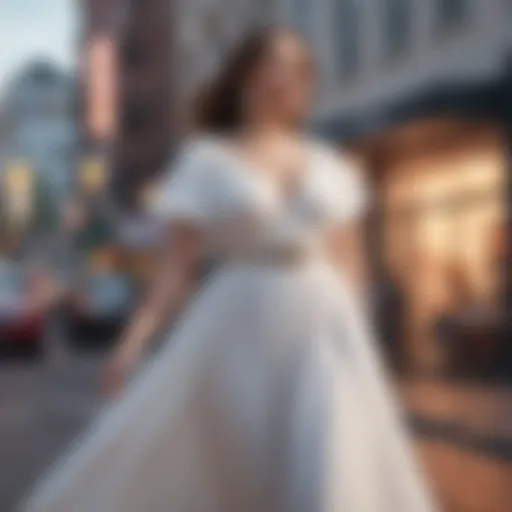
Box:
[0,264,46,358]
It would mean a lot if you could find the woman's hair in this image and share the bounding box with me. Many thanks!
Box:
[194,25,308,133]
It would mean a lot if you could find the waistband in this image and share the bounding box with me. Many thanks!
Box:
[225,246,320,267]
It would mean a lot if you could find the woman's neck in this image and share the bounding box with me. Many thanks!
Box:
[239,120,299,141]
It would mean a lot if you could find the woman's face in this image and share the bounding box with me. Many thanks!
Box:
[245,32,314,127]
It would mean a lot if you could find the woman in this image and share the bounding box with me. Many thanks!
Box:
[22,27,437,511]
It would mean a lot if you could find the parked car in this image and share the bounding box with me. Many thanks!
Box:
[0,263,46,358]
[63,270,135,350]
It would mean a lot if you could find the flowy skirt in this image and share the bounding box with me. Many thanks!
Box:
[21,262,438,512]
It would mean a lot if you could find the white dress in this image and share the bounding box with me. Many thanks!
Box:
[21,137,438,512]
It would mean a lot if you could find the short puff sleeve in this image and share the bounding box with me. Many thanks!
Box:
[151,139,217,225]
[313,144,370,224]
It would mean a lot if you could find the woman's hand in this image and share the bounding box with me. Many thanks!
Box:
[100,344,141,398]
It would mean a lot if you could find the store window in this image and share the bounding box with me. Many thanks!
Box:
[333,0,361,82]
[435,0,469,33]
[291,0,313,38]
[380,127,506,373]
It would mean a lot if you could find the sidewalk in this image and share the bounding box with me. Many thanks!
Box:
[401,379,512,512]
[416,440,512,512]
[402,379,512,450]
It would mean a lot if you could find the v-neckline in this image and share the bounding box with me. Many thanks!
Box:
[214,136,314,204]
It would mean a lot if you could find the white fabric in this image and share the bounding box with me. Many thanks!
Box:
[21,137,438,512]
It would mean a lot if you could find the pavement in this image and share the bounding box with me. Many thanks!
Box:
[0,336,511,511]
[0,339,106,512]
[403,380,512,512]
[403,380,512,445]
[417,440,512,512]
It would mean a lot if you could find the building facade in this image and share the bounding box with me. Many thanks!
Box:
[0,61,76,208]
[113,0,174,204]
[279,0,512,376]
[79,0,125,201]
[280,0,511,122]
[0,61,76,257]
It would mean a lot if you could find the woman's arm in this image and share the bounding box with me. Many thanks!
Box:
[101,223,204,396]
[328,220,369,303]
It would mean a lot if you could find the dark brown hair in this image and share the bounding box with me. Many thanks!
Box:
[194,25,309,133]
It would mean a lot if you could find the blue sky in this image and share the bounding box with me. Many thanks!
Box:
[0,0,76,94]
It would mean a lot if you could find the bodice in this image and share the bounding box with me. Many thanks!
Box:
[151,137,368,262]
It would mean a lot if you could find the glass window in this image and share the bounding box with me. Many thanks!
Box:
[383,0,411,60]
[292,0,313,38]
[435,0,469,33]
[333,0,361,81]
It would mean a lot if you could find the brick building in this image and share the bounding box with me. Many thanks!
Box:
[79,0,173,207]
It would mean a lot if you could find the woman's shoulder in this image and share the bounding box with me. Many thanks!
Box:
[175,133,225,161]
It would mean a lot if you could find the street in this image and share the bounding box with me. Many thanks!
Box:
[0,339,105,512]
[0,339,511,512]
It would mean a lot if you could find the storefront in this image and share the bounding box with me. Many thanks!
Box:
[354,118,507,376]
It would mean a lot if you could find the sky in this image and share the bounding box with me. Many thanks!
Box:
[0,0,77,95]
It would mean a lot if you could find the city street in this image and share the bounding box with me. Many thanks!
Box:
[1,1,512,511]
[0,337,106,512]
[0,338,511,511]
